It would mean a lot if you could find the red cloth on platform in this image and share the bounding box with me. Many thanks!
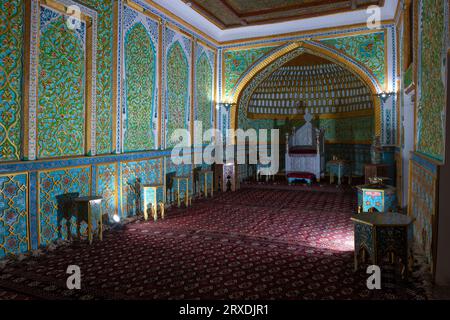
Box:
[288,147,317,155]
[287,172,316,180]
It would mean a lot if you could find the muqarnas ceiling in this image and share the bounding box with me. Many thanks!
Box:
[247,54,373,119]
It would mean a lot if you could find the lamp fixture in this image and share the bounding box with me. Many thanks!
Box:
[216,100,237,110]
[375,91,396,103]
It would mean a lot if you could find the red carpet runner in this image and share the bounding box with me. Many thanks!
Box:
[0,187,426,300]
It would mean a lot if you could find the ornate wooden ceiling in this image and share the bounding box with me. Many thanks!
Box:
[182,0,385,29]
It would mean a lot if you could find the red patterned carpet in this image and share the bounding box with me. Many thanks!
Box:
[0,187,426,300]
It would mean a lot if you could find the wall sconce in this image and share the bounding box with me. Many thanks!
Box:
[375,91,396,103]
[216,100,236,110]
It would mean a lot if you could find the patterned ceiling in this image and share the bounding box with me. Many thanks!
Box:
[182,0,384,29]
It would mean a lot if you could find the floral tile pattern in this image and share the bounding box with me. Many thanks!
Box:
[0,0,23,161]
[124,23,157,152]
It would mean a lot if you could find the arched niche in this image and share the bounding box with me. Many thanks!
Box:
[230,41,383,137]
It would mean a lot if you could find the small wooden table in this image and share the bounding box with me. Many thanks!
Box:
[351,212,414,278]
[73,196,103,244]
[327,160,352,185]
[198,170,214,198]
[142,184,165,221]
[257,172,274,182]
[356,183,397,213]
[174,176,191,207]
[257,164,275,182]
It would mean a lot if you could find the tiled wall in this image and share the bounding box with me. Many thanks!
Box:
[409,152,439,274]
[0,173,29,258]
[0,152,191,258]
